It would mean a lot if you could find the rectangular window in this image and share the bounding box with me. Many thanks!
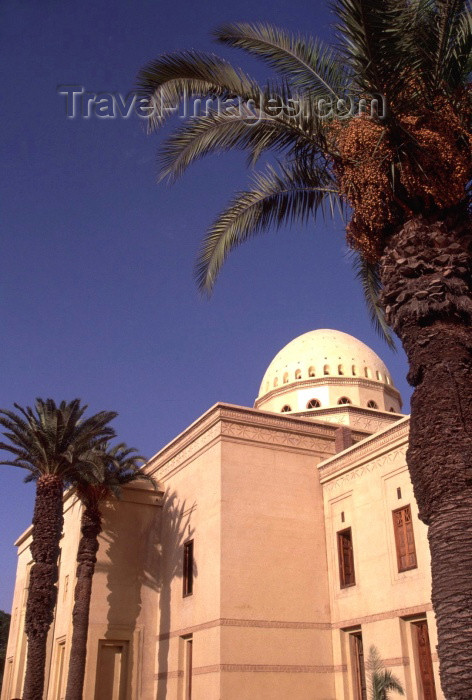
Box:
[183,540,194,597]
[337,528,355,587]
[393,505,417,572]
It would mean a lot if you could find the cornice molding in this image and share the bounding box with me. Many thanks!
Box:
[220,420,334,455]
[323,446,407,492]
[146,403,352,480]
[290,406,402,434]
[319,417,410,486]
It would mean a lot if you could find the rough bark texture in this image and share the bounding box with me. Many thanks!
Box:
[64,502,102,700]
[380,212,472,700]
[23,474,64,700]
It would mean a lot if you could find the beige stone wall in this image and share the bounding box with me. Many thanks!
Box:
[1,484,161,700]
[320,418,443,699]
[1,494,84,700]
[150,404,339,699]
[2,403,443,700]
[80,484,162,700]
[1,534,32,700]
[151,438,223,700]
[218,438,334,699]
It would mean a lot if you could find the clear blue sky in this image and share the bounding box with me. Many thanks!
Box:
[0,0,411,611]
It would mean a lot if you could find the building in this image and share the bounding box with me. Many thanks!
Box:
[1,329,441,699]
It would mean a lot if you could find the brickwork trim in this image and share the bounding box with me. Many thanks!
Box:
[156,616,331,641]
[155,663,347,679]
[334,603,433,629]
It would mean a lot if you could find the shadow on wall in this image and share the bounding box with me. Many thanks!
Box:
[157,490,197,700]
[98,487,162,699]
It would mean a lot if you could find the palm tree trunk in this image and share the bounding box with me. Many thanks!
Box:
[64,502,102,700]
[380,212,472,699]
[23,474,64,700]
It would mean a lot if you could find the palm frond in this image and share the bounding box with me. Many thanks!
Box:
[333,0,423,103]
[136,51,260,132]
[0,399,118,480]
[196,163,340,292]
[437,1,472,88]
[384,0,472,101]
[352,253,396,350]
[158,89,325,181]
[367,645,404,700]
[215,22,346,99]
[74,441,155,507]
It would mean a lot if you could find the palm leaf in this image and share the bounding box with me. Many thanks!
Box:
[438,1,472,88]
[352,253,396,350]
[0,399,118,480]
[158,90,325,181]
[333,0,422,103]
[136,51,260,131]
[195,163,340,292]
[75,441,155,507]
[215,22,346,99]
[367,645,404,700]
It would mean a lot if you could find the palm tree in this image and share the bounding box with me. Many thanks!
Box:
[137,3,472,696]
[0,399,117,700]
[366,645,404,700]
[64,442,155,700]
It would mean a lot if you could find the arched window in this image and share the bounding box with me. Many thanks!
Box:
[338,364,344,376]
[337,396,352,405]
[308,366,316,377]
[323,364,330,375]
[281,405,292,413]
[376,370,382,381]
[389,407,396,412]
[367,400,378,409]
[352,365,357,376]
[295,369,302,380]
[386,375,391,385]
[306,398,321,409]
[273,377,278,388]
[283,372,289,384]
[364,367,372,378]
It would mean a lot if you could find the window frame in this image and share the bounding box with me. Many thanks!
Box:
[337,396,352,405]
[183,539,194,597]
[392,505,417,572]
[337,527,356,588]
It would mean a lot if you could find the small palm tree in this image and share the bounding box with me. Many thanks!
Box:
[0,399,117,700]
[367,646,404,700]
[64,442,155,700]
[137,3,472,694]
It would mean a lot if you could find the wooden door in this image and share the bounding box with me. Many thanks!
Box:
[350,632,367,700]
[413,621,437,700]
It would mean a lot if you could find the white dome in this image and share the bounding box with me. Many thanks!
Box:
[258,329,393,399]
[255,329,402,418]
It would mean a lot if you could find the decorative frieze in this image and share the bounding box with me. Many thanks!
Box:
[323,447,407,492]
[255,376,402,408]
[149,403,341,480]
[319,417,409,483]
